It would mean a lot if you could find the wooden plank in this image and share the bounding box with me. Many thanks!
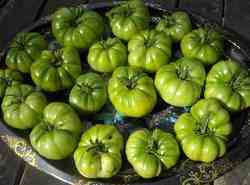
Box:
[178,0,223,24]
[224,0,250,42]
[146,0,177,9]
[40,0,88,17]
[214,158,250,185]
[0,139,24,185]
[0,0,46,48]
[40,0,177,18]
[19,164,67,185]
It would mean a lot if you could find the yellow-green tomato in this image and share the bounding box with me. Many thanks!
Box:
[69,73,107,114]
[106,0,149,41]
[156,11,192,42]
[181,28,224,65]
[74,124,123,178]
[52,7,104,49]
[30,102,83,160]
[205,59,250,112]
[128,29,172,73]
[126,128,180,178]
[31,47,82,92]
[108,66,157,117]
[155,57,206,107]
[88,38,127,73]
[1,84,48,129]
[174,98,232,163]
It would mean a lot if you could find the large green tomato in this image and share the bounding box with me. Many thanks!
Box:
[69,73,107,114]
[52,7,104,49]
[106,0,149,41]
[174,98,232,163]
[0,69,23,98]
[205,59,250,111]
[1,84,48,129]
[128,29,172,72]
[88,38,127,73]
[156,11,192,42]
[155,57,206,107]
[30,102,83,160]
[74,124,123,178]
[6,32,47,73]
[108,66,157,117]
[31,47,82,92]
[126,128,180,178]
[181,28,224,65]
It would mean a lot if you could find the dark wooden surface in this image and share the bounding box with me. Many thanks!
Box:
[0,0,46,48]
[0,140,24,185]
[224,0,250,42]
[179,0,223,23]
[0,0,250,185]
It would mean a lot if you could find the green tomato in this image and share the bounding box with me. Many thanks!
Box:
[205,59,250,111]
[88,38,127,73]
[128,29,172,72]
[31,47,82,92]
[156,11,192,42]
[69,73,107,114]
[1,84,48,129]
[30,102,83,160]
[126,128,180,178]
[0,69,23,98]
[6,32,47,73]
[174,98,232,163]
[52,7,104,49]
[74,124,123,178]
[106,0,149,41]
[181,28,224,65]
[155,57,206,107]
[108,66,157,117]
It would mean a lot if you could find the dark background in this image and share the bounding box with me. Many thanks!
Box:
[0,0,250,185]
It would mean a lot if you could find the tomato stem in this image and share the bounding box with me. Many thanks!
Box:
[87,140,107,153]
[176,65,189,80]
[53,49,64,66]
[162,15,175,27]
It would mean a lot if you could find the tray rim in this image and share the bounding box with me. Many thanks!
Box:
[0,1,250,185]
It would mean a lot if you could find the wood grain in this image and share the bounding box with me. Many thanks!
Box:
[0,139,24,185]
[178,0,223,24]
[40,0,88,17]
[224,0,250,41]
[0,0,46,48]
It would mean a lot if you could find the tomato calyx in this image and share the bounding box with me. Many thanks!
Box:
[229,73,249,91]
[0,77,12,86]
[162,15,176,27]
[194,114,213,136]
[126,80,137,89]
[88,140,108,153]
[200,29,213,45]
[69,7,84,27]
[100,39,113,49]
[145,36,156,48]
[176,65,189,80]
[76,83,93,94]
[118,77,137,89]
[120,4,134,17]
[14,33,27,50]
[70,18,83,27]
[42,121,54,132]
[146,139,160,156]
[52,49,64,67]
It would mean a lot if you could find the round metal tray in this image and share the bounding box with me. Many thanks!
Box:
[1,1,250,185]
